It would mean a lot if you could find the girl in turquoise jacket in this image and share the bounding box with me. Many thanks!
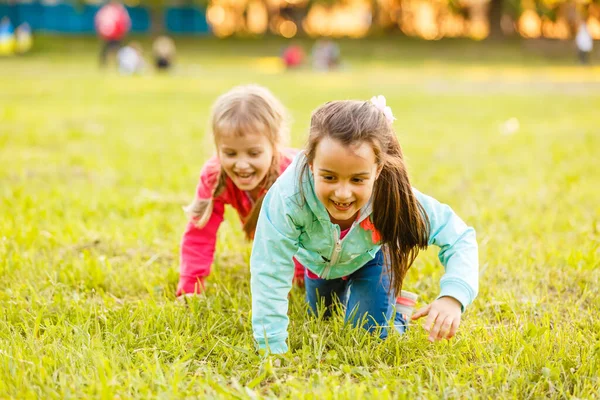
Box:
[251,97,479,354]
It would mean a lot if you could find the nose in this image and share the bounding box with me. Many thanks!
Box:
[235,160,251,170]
[334,183,351,200]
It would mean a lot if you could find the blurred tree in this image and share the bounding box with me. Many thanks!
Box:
[488,0,505,37]
[96,0,600,39]
[143,0,168,33]
[139,0,209,33]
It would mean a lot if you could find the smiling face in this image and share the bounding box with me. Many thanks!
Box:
[217,132,274,196]
[310,136,380,228]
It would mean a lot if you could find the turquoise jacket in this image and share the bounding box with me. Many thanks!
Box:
[250,152,479,354]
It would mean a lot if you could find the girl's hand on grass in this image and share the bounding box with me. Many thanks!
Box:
[175,293,202,307]
[411,296,462,342]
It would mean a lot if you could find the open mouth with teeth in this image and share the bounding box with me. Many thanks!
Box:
[232,171,258,186]
[331,200,354,211]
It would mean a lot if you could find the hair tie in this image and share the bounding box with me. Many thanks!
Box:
[370,95,396,123]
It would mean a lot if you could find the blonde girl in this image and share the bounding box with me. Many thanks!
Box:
[177,84,303,296]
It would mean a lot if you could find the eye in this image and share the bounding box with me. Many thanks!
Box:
[223,151,236,157]
[322,175,335,181]
[249,150,263,157]
[352,177,365,183]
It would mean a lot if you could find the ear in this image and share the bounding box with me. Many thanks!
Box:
[375,164,383,180]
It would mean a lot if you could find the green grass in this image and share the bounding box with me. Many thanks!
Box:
[1,36,599,398]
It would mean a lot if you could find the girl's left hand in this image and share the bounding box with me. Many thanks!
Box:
[411,296,462,342]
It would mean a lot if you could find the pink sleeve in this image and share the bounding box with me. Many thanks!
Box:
[177,199,225,296]
[177,157,224,296]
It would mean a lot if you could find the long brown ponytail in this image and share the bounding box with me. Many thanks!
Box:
[372,136,429,294]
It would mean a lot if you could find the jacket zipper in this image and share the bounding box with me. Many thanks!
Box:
[330,238,342,266]
[321,226,342,279]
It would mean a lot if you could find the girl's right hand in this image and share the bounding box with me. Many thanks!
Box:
[411,296,462,342]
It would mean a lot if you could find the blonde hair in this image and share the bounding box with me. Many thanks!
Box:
[299,100,430,294]
[184,84,289,239]
[152,36,176,59]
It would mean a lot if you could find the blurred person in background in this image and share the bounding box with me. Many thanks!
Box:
[0,16,15,56]
[281,44,305,69]
[152,35,176,71]
[312,39,341,71]
[15,22,33,54]
[116,41,145,75]
[94,0,131,67]
[576,19,593,64]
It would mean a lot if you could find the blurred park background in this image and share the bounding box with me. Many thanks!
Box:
[1,0,600,398]
[1,0,600,39]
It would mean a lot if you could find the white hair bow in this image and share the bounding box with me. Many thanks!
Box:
[370,95,396,123]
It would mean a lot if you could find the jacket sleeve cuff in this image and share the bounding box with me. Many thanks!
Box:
[257,339,288,355]
[176,276,205,297]
[437,281,473,312]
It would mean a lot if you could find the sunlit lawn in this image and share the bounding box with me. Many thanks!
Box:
[1,36,599,398]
